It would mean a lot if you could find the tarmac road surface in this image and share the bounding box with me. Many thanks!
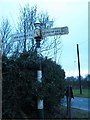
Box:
[62,96,90,112]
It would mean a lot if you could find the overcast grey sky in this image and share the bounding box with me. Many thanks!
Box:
[0,0,88,77]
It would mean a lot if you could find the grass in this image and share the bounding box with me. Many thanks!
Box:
[71,108,90,119]
[61,106,90,119]
[73,88,90,98]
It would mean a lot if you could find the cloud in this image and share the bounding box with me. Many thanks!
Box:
[66,69,88,77]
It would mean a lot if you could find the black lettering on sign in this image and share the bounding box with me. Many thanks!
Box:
[14,36,18,39]
[61,28,65,33]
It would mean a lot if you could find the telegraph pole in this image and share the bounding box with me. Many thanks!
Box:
[77,44,82,94]
[34,21,44,119]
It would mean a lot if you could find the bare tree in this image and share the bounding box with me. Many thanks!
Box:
[16,4,62,62]
[0,18,12,55]
[17,4,37,52]
[37,12,62,62]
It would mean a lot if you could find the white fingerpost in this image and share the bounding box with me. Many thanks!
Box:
[12,18,69,119]
[34,21,44,119]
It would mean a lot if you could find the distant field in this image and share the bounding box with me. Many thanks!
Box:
[73,89,90,98]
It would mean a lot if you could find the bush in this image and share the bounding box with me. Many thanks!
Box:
[2,52,65,118]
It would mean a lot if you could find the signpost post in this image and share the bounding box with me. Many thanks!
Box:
[34,21,44,119]
[12,22,69,119]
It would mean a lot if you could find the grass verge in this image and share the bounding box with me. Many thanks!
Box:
[61,106,90,120]
[71,108,90,119]
[73,89,90,98]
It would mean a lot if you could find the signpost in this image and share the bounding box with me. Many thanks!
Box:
[42,26,69,37]
[12,26,69,41]
[12,31,34,41]
[12,23,69,119]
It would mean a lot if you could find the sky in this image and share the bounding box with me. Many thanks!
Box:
[0,0,89,77]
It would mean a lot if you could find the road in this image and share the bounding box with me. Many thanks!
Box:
[61,96,90,112]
